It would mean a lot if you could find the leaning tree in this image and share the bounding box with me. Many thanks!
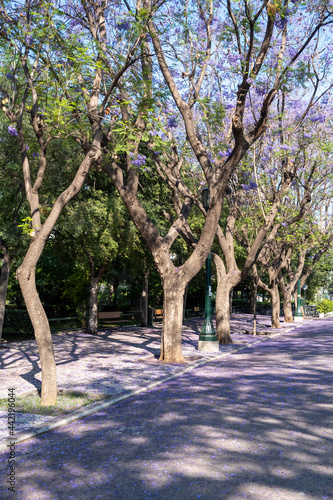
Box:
[0,0,145,404]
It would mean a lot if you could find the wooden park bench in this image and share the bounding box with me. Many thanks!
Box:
[193,306,204,316]
[154,308,163,321]
[98,311,128,324]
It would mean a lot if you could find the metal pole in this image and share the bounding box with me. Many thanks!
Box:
[198,252,219,351]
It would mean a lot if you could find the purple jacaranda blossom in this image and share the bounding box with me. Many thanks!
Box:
[275,16,287,30]
[255,87,266,96]
[241,184,251,191]
[25,34,34,46]
[304,132,312,138]
[246,77,254,85]
[227,54,240,65]
[249,181,257,189]
[218,147,232,158]
[32,152,40,158]
[8,125,18,136]
[130,154,146,167]
[6,72,14,79]
[167,116,177,128]
[280,144,289,150]
[116,22,130,31]
[310,115,325,123]
[26,145,29,151]
[281,222,288,227]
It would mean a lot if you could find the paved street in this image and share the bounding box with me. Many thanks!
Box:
[1,318,333,499]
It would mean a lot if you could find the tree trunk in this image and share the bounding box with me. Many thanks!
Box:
[87,274,99,335]
[278,271,294,323]
[282,290,293,323]
[16,244,57,406]
[0,248,11,343]
[212,254,236,344]
[183,284,189,321]
[160,278,185,363]
[270,282,281,328]
[215,283,233,344]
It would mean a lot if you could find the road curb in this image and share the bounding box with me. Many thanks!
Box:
[0,319,313,452]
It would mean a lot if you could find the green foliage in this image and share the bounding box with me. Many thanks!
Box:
[316,299,333,314]
[18,217,34,237]
[3,309,33,336]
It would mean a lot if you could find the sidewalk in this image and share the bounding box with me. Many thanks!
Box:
[0,314,310,451]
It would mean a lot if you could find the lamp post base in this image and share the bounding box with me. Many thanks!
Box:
[198,340,220,352]
[294,315,304,323]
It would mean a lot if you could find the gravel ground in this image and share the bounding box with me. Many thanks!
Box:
[1,316,332,499]
[0,314,292,444]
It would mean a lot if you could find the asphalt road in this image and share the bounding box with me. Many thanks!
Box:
[1,318,333,500]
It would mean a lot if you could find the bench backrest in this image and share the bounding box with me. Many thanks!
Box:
[194,306,200,312]
[98,311,121,319]
[155,309,163,315]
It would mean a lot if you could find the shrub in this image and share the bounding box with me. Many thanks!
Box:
[3,309,33,337]
[316,299,333,314]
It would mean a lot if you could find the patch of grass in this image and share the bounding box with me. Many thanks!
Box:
[0,390,105,417]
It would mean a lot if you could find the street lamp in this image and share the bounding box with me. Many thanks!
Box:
[294,278,303,322]
[198,187,219,352]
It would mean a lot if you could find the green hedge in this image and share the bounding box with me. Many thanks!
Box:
[3,309,33,337]
[316,299,333,314]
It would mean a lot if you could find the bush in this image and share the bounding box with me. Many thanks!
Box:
[316,299,333,314]
[3,309,33,337]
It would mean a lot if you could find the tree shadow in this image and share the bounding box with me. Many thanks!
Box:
[0,319,332,499]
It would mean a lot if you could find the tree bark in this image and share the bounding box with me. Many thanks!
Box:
[216,283,233,344]
[16,241,57,406]
[87,274,99,335]
[279,272,294,323]
[270,282,281,328]
[160,277,186,363]
[282,293,294,323]
[87,261,106,335]
[0,248,11,343]
[183,284,189,321]
[16,146,101,405]
[212,253,239,344]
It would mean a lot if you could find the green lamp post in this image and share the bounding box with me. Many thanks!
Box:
[294,278,303,322]
[198,187,219,352]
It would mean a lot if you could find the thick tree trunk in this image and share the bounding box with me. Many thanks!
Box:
[16,245,57,406]
[216,283,233,344]
[252,274,259,335]
[87,275,99,335]
[282,291,294,323]
[183,284,189,321]
[160,278,185,363]
[278,271,294,323]
[0,249,11,343]
[141,270,149,327]
[270,283,281,328]
[212,254,236,345]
